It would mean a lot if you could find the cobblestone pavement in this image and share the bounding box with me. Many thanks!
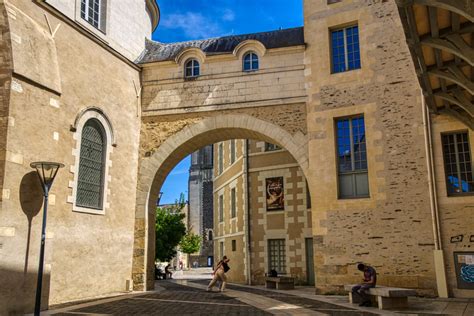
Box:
[190,280,377,316]
[46,278,473,315]
[51,281,271,315]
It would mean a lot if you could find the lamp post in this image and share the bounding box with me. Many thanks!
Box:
[157,191,163,206]
[30,161,64,316]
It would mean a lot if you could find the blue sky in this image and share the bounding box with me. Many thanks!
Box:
[154,0,303,205]
[152,0,303,43]
[159,156,191,205]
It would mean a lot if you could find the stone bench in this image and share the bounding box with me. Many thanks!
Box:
[344,284,417,309]
[265,276,295,290]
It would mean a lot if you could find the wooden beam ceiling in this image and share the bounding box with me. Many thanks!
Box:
[396,0,474,128]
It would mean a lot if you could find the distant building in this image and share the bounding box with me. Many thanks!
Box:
[213,140,313,285]
[188,146,214,267]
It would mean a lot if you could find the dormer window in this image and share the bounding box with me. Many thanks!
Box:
[185,59,200,78]
[243,52,259,71]
[81,0,107,32]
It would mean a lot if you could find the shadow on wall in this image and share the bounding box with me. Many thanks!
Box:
[20,171,43,276]
[0,172,50,314]
[0,267,51,315]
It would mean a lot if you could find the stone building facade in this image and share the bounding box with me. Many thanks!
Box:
[0,0,159,314]
[0,0,473,313]
[213,139,313,285]
[188,145,214,267]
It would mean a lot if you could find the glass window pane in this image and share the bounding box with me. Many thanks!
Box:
[442,131,474,195]
[77,119,105,209]
[252,60,259,70]
[244,61,251,71]
[355,173,369,196]
[339,174,354,198]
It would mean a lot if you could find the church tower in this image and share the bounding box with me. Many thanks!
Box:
[188,145,214,266]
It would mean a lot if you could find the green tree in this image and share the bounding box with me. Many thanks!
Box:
[179,230,202,255]
[155,195,187,262]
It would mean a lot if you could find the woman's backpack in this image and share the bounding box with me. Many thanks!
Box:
[223,262,230,272]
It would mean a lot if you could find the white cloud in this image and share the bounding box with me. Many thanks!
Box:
[160,12,223,39]
[221,9,235,22]
[169,169,189,176]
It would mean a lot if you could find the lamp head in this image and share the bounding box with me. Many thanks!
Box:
[30,161,64,191]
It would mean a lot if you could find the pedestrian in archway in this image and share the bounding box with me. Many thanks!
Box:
[165,264,173,279]
[207,256,230,292]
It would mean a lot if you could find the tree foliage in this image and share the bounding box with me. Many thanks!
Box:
[179,230,202,255]
[155,195,186,262]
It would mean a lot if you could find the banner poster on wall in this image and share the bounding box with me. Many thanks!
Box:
[454,252,474,289]
[266,177,284,211]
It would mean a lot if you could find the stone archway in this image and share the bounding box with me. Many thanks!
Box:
[132,113,308,290]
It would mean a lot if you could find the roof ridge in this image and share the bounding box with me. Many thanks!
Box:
[139,26,305,64]
[149,26,304,47]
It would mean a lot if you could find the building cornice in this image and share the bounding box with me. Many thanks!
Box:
[146,0,160,32]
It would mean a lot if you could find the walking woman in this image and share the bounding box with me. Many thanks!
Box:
[207,256,230,292]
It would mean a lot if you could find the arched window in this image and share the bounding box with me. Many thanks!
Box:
[208,230,213,241]
[185,59,200,78]
[76,119,106,209]
[243,52,259,71]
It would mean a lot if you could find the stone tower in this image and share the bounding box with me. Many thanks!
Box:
[188,145,214,266]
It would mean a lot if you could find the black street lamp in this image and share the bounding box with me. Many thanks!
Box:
[30,161,64,316]
[156,192,163,206]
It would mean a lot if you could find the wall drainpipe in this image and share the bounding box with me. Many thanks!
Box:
[422,94,448,298]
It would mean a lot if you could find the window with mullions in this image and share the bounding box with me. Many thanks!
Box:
[331,25,361,73]
[219,194,224,222]
[441,132,474,196]
[336,116,369,198]
[268,239,286,274]
[231,188,236,218]
[77,119,106,209]
[185,59,200,78]
[230,139,236,164]
[243,52,259,71]
[81,0,106,31]
[218,143,224,174]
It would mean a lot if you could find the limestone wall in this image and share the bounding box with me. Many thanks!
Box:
[0,1,12,205]
[44,0,153,60]
[248,141,311,285]
[213,139,247,283]
[431,114,474,298]
[304,0,436,295]
[0,1,142,313]
[141,46,306,116]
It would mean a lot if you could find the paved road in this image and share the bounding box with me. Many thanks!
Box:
[51,281,271,315]
[47,278,474,315]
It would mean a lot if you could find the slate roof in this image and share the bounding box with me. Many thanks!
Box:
[137,27,305,64]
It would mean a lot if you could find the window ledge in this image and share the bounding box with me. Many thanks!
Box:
[447,193,474,198]
[184,76,199,81]
[267,209,285,214]
[73,206,105,215]
[331,67,362,76]
[337,196,370,200]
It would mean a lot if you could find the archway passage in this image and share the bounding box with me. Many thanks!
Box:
[132,113,309,290]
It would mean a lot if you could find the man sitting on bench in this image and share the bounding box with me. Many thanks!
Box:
[352,263,377,307]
